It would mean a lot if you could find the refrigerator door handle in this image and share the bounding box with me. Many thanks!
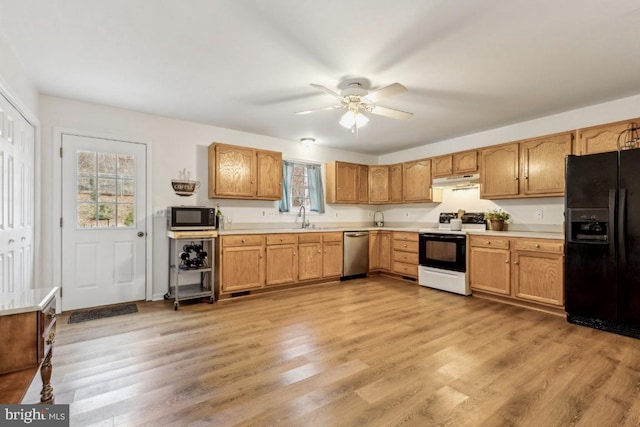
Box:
[609,188,616,262]
[619,188,627,264]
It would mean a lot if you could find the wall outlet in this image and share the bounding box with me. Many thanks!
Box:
[368,212,372,218]
[154,208,166,217]
[262,210,266,217]
[405,212,410,217]
[535,209,543,219]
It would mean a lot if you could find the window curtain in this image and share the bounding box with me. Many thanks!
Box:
[307,164,325,213]
[278,160,294,212]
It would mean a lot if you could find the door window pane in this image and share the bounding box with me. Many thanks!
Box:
[76,150,135,228]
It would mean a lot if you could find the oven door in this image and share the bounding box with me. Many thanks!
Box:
[419,233,466,272]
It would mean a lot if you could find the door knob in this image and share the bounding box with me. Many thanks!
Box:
[137,232,145,237]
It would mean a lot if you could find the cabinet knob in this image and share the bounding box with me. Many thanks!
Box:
[514,261,519,265]
[242,239,246,243]
[505,259,510,263]
[403,244,407,248]
[293,252,296,256]
[535,244,540,248]
[318,250,322,253]
[486,241,491,244]
[8,239,14,244]
[514,177,519,180]
[280,238,283,242]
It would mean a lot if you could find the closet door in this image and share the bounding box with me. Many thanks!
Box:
[0,94,35,293]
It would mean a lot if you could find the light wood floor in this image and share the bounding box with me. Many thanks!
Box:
[25,276,640,426]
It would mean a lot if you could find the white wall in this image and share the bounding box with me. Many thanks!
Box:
[38,95,378,299]
[0,34,39,116]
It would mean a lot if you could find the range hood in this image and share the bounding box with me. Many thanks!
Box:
[431,173,480,188]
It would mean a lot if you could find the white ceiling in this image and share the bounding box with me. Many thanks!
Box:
[2,1,640,155]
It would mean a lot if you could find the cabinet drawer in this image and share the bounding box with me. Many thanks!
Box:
[392,240,419,253]
[469,235,510,249]
[322,232,343,242]
[393,251,418,264]
[298,233,322,244]
[393,261,418,277]
[222,235,265,247]
[392,232,418,242]
[513,238,563,253]
[266,234,297,245]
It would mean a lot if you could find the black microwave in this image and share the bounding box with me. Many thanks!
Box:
[167,206,216,230]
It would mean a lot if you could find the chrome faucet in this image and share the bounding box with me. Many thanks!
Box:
[298,205,310,228]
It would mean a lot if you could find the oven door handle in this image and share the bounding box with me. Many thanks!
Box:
[420,233,466,241]
[420,266,461,277]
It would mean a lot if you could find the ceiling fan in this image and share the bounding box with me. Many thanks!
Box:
[295,77,413,132]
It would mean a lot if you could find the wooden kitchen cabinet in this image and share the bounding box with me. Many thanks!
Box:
[297,232,343,280]
[469,236,511,295]
[432,150,478,178]
[480,132,572,199]
[358,164,369,203]
[575,117,640,155]
[208,143,282,200]
[326,161,366,203]
[369,230,391,272]
[390,163,403,203]
[512,238,564,306]
[403,158,434,202]
[219,235,266,293]
[369,165,390,203]
[391,232,419,278]
[469,235,564,309]
[265,234,297,286]
[480,143,520,198]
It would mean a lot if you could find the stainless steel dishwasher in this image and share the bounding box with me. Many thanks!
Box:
[342,231,369,279]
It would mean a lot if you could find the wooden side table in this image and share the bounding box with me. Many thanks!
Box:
[0,287,58,404]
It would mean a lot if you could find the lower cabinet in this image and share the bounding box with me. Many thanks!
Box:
[220,235,266,293]
[469,235,564,308]
[369,230,391,272]
[391,232,419,278]
[265,234,297,286]
[219,232,343,296]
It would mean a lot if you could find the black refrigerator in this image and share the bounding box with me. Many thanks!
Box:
[565,149,640,338]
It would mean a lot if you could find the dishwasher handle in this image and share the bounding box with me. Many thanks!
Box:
[345,233,368,238]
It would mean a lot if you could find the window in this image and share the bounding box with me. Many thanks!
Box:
[279,160,325,213]
[76,150,136,228]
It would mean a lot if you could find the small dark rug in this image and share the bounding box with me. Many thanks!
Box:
[68,303,138,324]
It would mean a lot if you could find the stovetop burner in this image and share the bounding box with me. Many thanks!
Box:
[438,212,485,224]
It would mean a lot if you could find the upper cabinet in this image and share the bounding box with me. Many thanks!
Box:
[389,163,403,203]
[575,117,640,155]
[208,143,282,200]
[369,165,390,204]
[358,164,369,203]
[432,150,478,178]
[403,158,434,202]
[326,161,368,204]
[480,132,572,199]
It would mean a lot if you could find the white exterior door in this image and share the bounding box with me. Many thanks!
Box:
[0,93,34,294]
[61,134,147,311]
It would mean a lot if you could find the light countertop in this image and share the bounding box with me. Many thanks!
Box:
[0,287,59,316]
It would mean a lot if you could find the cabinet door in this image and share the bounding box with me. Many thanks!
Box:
[369,231,391,271]
[480,143,519,199]
[298,242,322,281]
[389,164,403,203]
[323,240,343,277]
[453,150,478,174]
[521,132,572,196]
[358,164,369,203]
[256,150,283,200]
[221,246,264,292]
[432,155,453,178]
[369,165,390,203]
[335,162,359,203]
[469,247,511,295]
[403,159,432,202]
[513,250,564,306]
[213,144,255,198]
[265,244,297,286]
[576,118,640,155]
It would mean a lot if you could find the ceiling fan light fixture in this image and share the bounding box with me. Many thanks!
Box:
[339,110,369,130]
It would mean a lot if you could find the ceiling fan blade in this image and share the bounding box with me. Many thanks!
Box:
[363,82,407,103]
[310,83,342,99]
[295,105,343,115]
[368,105,413,120]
